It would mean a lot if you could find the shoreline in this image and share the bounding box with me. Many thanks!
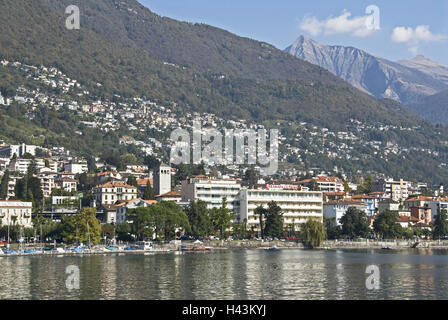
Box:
[2,239,448,257]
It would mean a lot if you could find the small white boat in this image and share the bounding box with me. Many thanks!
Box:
[135,241,154,251]
[0,248,4,255]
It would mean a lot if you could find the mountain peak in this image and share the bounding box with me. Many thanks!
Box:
[286,37,448,104]
[412,55,432,62]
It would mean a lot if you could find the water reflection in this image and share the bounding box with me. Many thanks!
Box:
[1,249,448,300]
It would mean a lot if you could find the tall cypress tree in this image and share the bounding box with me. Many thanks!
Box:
[0,170,10,199]
[264,201,284,239]
[143,180,155,200]
[433,209,448,239]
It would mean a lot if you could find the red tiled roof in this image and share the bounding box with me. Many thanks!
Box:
[97,181,136,189]
[97,171,120,176]
[324,192,346,196]
[397,216,419,223]
[325,200,366,206]
[352,194,376,199]
[404,196,431,202]
[137,178,153,186]
[156,190,181,198]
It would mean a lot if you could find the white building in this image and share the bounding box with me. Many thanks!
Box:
[0,201,33,227]
[323,200,368,226]
[298,176,345,193]
[115,198,158,223]
[372,178,410,202]
[64,163,88,175]
[181,176,241,211]
[56,177,78,193]
[9,158,45,174]
[94,181,138,205]
[153,163,171,196]
[0,144,37,159]
[427,198,448,222]
[239,189,323,232]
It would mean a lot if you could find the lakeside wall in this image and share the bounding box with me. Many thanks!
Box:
[198,240,448,250]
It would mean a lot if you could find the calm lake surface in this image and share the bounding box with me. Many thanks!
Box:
[1,248,448,300]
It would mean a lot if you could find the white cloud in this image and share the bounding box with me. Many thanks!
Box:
[299,10,378,38]
[391,25,446,55]
[391,25,446,43]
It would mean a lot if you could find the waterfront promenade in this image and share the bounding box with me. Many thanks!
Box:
[2,239,448,257]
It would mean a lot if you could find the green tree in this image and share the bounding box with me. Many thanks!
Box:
[159,201,190,240]
[254,205,267,239]
[115,222,133,242]
[128,207,154,241]
[61,208,101,245]
[143,180,155,200]
[359,176,374,194]
[433,209,448,239]
[184,200,212,238]
[244,167,258,188]
[301,219,326,248]
[120,153,137,169]
[373,210,402,239]
[339,207,370,239]
[127,176,138,187]
[210,197,234,238]
[232,218,249,240]
[324,217,342,240]
[0,170,10,199]
[264,201,284,239]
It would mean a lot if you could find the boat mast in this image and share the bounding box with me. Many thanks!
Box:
[87,221,91,249]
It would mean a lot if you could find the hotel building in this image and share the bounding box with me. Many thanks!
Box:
[181,176,241,211]
[238,188,323,232]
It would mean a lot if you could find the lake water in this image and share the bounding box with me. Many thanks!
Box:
[1,248,448,300]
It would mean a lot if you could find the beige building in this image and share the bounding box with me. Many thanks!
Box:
[94,181,138,205]
[0,201,33,227]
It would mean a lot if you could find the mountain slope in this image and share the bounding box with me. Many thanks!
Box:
[398,55,448,86]
[286,36,448,105]
[408,89,448,124]
[41,0,336,82]
[0,0,425,131]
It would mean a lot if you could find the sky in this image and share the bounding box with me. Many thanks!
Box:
[139,0,448,65]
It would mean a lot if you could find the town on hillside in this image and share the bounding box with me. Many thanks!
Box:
[0,141,446,246]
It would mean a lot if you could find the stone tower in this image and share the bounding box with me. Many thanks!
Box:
[153,163,171,196]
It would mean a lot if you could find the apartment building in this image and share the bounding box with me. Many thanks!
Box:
[351,194,378,216]
[427,198,448,222]
[64,162,88,175]
[0,201,33,227]
[0,144,37,159]
[9,158,45,174]
[323,200,368,226]
[372,178,410,202]
[181,176,241,211]
[239,189,323,232]
[404,196,432,210]
[298,176,345,193]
